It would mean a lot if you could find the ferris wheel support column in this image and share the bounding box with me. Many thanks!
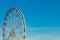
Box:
[22,15,26,40]
[22,28,25,40]
[2,27,6,40]
[22,27,26,40]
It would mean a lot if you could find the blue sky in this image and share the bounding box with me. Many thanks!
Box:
[0,0,60,40]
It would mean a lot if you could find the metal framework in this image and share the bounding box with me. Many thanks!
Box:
[2,8,26,40]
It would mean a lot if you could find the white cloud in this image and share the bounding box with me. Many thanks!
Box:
[27,27,60,30]
[26,34,60,40]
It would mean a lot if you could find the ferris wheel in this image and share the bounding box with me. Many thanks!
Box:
[2,8,26,40]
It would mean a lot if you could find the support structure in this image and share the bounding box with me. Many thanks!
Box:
[2,8,26,40]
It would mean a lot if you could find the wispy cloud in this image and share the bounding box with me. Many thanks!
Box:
[26,34,60,40]
[27,27,60,30]
[26,27,60,40]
